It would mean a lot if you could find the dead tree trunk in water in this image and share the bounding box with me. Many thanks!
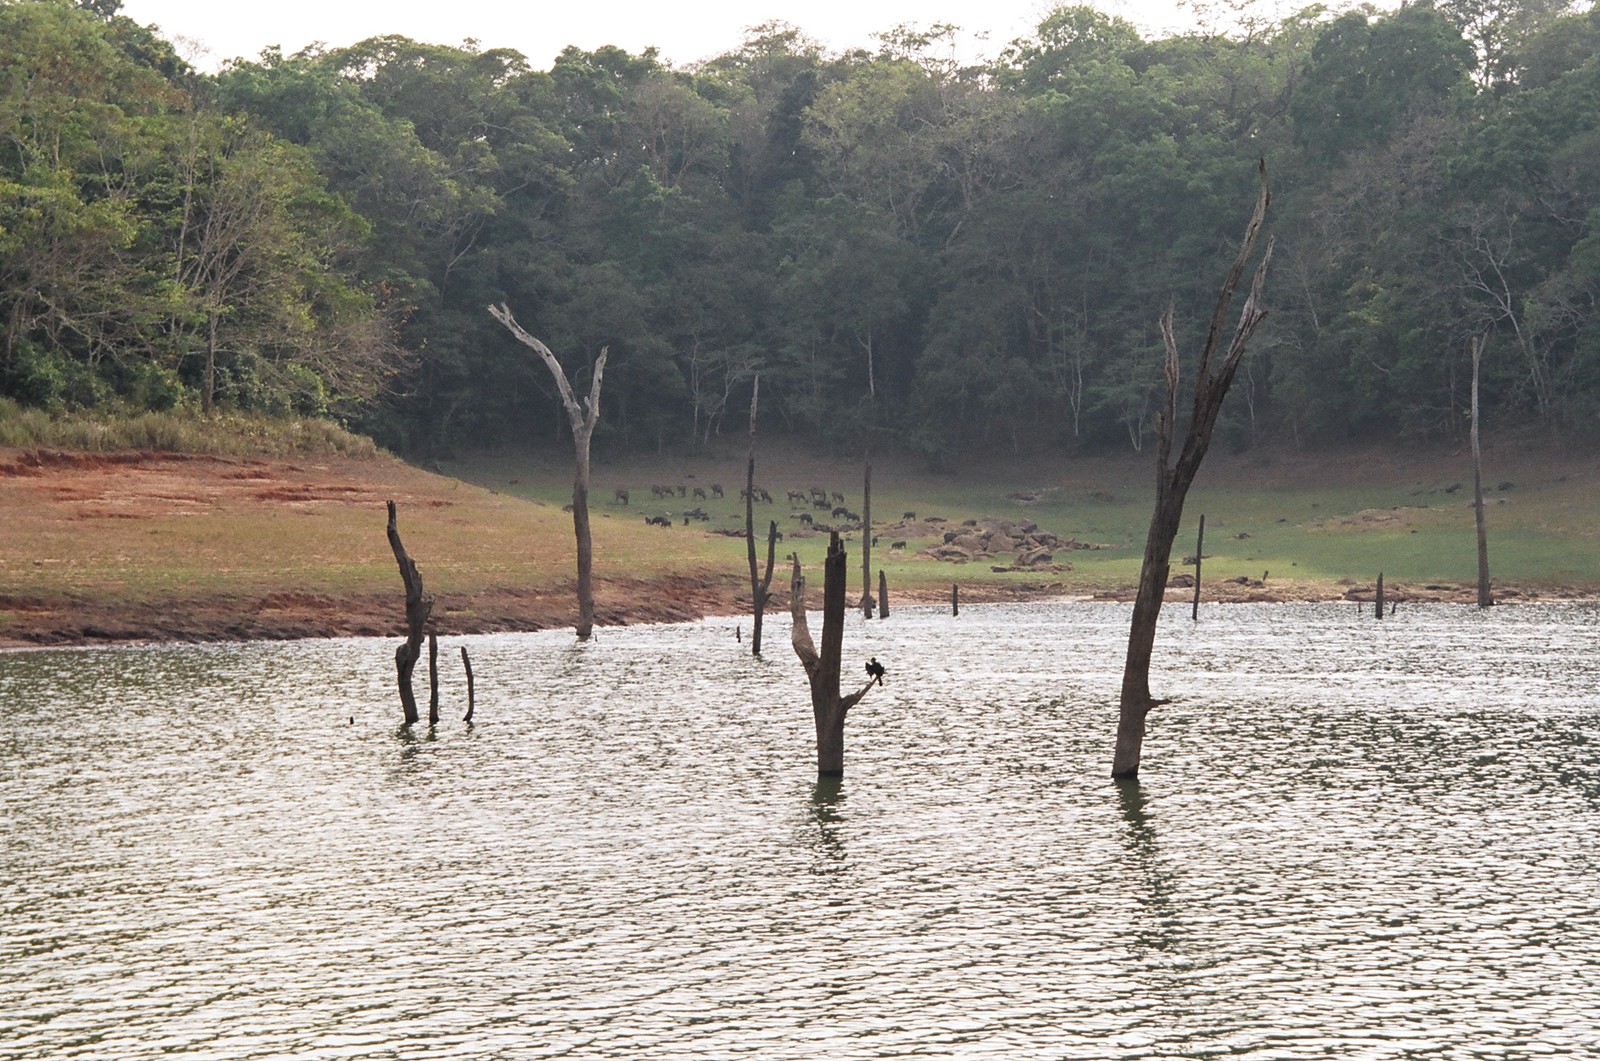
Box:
[745,378,778,655]
[1471,335,1493,607]
[792,533,878,777]
[488,304,608,641]
[860,460,874,617]
[879,569,889,619]
[1376,572,1385,619]
[1114,160,1274,780]
[386,500,434,726]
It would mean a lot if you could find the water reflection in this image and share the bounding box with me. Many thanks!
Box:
[805,776,849,876]
[3,603,1600,1059]
[1115,778,1184,957]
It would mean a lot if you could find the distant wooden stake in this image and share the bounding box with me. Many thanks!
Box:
[1471,334,1493,608]
[1376,572,1385,620]
[952,583,960,617]
[861,459,874,618]
[1191,513,1205,622]
[879,569,889,619]
[460,646,476,722]
[385,500,434,726]
[427,632,439,726]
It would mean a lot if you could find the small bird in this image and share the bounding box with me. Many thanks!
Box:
[865,657,886,687]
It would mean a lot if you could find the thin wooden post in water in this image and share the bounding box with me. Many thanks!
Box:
[1191,513,1205,622]
[1471,334,1493,607]
[861,459,875,618]
[1375,572,1385,619]
[951,583,959,617]
[879,569,889,619]
[460,646,476,722]
[427,632,440,726]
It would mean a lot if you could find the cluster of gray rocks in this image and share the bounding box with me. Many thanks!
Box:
[905,516,1102,571]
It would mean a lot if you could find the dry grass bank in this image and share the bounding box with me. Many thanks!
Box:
[3,435,1597,647]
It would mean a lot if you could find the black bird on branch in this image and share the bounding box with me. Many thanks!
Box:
[865,657,886,687]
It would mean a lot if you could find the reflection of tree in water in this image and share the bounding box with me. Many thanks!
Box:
[1116,778,1183,959]
[806,776,849,876]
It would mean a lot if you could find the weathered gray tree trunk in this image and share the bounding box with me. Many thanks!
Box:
[792,533,877,777]
[1376,572,1385,619]
[860,460,875,617]
[879,569,889,619]
[1471,335,1493,607]
[386,500,434,726]
[1113,161,1274,780]
[489,304,608,640]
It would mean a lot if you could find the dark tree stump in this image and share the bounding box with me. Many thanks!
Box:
[386,500,434,726]
[461,646,476,722]
[792,533,878,777]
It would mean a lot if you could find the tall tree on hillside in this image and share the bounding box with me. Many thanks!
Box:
[1113,161,1273,780]
[489,303,608,640]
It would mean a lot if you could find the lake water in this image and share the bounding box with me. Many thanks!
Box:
[3,602,1598,1059]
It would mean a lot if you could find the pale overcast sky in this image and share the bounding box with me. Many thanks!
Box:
[117,0,1228,72]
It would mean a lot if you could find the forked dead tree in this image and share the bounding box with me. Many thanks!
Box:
[792,533,879,776]
[488,304,608,640]
[386,500,433,726]
[745,377,780,655]
[1113,161,1274,780]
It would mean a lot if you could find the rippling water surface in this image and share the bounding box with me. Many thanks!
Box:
[3,602,1599,1059]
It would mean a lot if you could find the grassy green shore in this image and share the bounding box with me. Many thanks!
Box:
[2,410,1597,646]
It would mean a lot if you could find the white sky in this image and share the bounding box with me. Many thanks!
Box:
[117,0,1221,72]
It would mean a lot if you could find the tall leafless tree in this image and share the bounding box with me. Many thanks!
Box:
[1113,161,1274,780]
[489,304,608,640]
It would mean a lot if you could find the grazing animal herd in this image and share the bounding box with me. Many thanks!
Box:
[613,480,920,548]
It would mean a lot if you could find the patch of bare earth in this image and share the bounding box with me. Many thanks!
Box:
[0,449,754,648]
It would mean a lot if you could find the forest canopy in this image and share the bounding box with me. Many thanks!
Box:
[2,0,1596,458]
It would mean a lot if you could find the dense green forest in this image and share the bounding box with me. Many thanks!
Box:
[2,0,1596,459]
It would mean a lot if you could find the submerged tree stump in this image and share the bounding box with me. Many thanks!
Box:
[879,569,889,619]
[461,646,476,722]
[792,533,878,777]
[386,500,434,726]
